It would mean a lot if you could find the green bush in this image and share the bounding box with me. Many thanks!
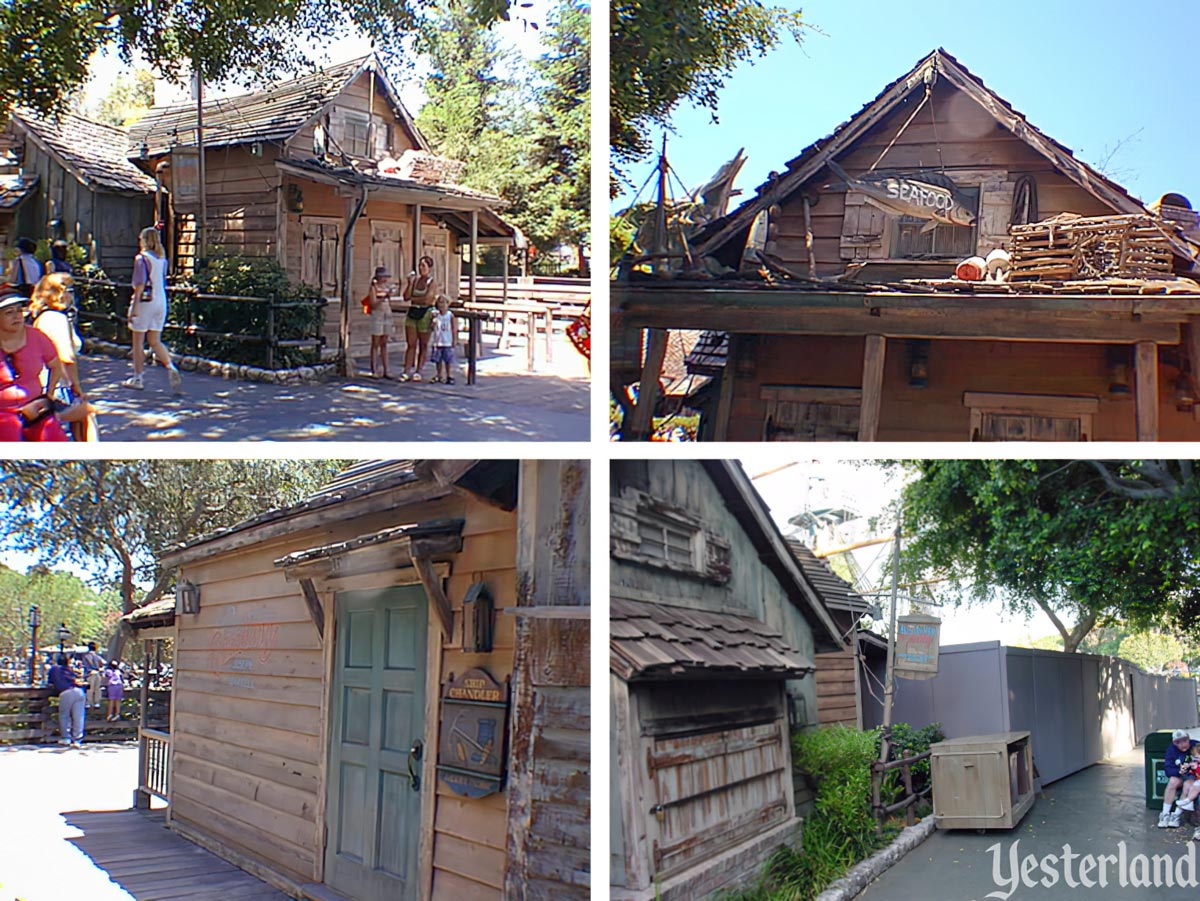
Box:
[874,721,944,802]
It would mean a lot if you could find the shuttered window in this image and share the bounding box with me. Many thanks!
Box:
[761,386,862,442]
[964,392,1098,442]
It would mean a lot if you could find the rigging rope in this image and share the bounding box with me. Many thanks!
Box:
[867,82,931,174]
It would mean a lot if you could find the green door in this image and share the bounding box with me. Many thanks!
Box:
[326,586,427,900]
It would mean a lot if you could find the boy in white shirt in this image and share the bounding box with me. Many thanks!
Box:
[428,295,457,384]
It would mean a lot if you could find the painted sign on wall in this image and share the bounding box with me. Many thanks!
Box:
[895,612,941,680]
[437,667,510,798]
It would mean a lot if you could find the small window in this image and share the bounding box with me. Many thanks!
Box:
[611,489,731,583]
[894,186,979,259]
[964,392,1098,442]
[761,385,862,442]
[335,111,389,159]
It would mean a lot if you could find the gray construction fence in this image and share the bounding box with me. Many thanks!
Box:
[863,641,1199,785]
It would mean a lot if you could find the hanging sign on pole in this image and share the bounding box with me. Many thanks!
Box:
[895,612,941,680]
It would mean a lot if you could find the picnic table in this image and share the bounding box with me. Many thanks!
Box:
[463,300,558,372]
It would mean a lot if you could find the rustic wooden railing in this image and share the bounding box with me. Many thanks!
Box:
[74,276,326,369]
[871,749,933,834]
[137,727,172,806]
[459,276,590,322]
[0,686,52,743]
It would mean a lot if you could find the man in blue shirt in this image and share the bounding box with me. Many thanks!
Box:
[1160,729,1200,828]
[47,654,85,748]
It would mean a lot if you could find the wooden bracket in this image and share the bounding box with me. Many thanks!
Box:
[413,555,454,641]
[298,578,325,640]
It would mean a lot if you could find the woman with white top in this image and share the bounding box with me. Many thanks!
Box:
[7,237,43,297]
[125,227,181,394]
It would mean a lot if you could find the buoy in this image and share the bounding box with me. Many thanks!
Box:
[955,256,986,281]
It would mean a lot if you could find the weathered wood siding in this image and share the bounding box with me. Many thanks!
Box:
[772,79,1119,276]
[610,460,819,696]
[173,491,522,898]
[722,335,1200,442]
[505,460,591,900]
[18,142,152,280]
[814,648,860,727]
[286,70,422,164]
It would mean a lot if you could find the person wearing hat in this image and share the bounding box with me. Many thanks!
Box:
[0,288,68,441]
[7,237,43,298]
[1159,729,1200,827]
[367,265,394,379]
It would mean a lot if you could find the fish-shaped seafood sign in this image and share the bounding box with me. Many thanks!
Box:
[826,159,976,231]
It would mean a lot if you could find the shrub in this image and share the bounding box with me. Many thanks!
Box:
[874,721,945,802]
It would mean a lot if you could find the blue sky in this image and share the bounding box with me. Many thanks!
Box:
[614,0,1200,214]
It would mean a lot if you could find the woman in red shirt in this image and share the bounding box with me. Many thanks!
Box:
[0,288,68,441]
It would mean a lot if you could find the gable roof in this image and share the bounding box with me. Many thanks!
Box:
[700,461,845,651]
[129,57,428,158]
[12,109,156,194]
[693,48,1193,266]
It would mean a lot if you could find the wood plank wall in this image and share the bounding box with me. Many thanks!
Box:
[173,492,523,898]
[726,335,1200,441]
[286,71,421,164]
[814,649,860,727]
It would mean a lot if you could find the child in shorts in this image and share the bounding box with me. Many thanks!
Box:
[428,295,457,384]
[105,660,124,721]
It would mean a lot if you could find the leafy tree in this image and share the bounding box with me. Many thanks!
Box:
[610,0,806,165]
[89,68,155,127]
[0,461,346,618]
[898,460,1200,653]
[415,2,534,204]
[0,566,120,657]
[1118,630,1186,674]
[522,0,590,269]
[0,0,513,119]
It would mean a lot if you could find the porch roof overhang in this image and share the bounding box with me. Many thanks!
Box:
[616,283,1200,345]
[121,598,176,633]
[274,517,466,579]
[276,158,517,241]
[0,174,38,210]
[611,596,816,682]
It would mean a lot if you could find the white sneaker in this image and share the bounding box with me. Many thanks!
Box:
[1179,797,1195,811]
[1159,810,1172,827]
[123,374,144,390]
[1192,827,1200,842]
[168,367,182,394]
[1170,812,1183,827]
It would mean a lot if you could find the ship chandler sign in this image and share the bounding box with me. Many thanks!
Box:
[437,668,510,798]
[894,613,941,680]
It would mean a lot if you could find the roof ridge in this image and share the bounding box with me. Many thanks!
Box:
[17,106,134,137]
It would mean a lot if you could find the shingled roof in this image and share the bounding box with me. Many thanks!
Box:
[786,539,873,618]
[610,597,815,680]
[693,48,1194,267]
[129,57,426,158]
[13,110,155,194]
[0,173,37,209]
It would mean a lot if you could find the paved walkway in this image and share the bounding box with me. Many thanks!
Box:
[0,742,287,900]
[76,336,589,441]
[858,746,1200,899]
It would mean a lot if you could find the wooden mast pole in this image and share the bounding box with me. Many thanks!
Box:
[873,520,902,831]
[195,68,207,268]
[626,135,670,441]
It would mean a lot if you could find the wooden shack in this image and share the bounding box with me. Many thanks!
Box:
[3,109,155,280]
[127,57,518,367]
[138,459,588,901]
[610,460,844,900]
[614,48,1200,441]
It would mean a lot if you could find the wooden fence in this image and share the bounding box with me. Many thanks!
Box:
[0,685,169,744]
[138,727,171,804]
[74,277,326,369]
[871,749,933,833]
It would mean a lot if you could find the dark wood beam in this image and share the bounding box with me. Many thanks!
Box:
[413,555,454,640]
[298,578,325,640]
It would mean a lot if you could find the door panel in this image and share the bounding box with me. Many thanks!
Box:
[326,586,427,900]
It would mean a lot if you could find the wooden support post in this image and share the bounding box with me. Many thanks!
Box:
[526,311,535,372]
[625,328,668,441]
[469,209,478,306]
[802,197,817,278]
[298,578,325,640]
[859,335,886,441]
[1135,340,1159,441]
[467,316,479,385]
[135,644,151,808]
[713,335,737,441]
[1184,321,1200,406]
[413,556,454,641]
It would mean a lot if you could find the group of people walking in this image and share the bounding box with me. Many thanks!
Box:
[0,226,178,441]
[46,643,125,748]
[365,255,459,383]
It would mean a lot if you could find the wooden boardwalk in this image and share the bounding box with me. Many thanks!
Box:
[61,808,291,900]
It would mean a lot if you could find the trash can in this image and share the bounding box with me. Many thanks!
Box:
[1145,730,1177,809]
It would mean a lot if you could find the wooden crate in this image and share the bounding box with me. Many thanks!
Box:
[930,731,1035,829]
[1009,214,1174,282]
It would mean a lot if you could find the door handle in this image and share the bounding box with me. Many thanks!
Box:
[408,739,423,791]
